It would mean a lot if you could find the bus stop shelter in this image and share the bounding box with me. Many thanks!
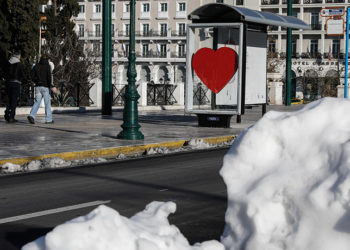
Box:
[185,3,310,126]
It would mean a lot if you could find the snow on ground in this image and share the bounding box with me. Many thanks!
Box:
[19,98,350,249]
[221,97,350,250]
[0,139,233,174]
[22,201,224,250]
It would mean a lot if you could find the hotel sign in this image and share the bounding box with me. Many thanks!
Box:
[321,8,345,17]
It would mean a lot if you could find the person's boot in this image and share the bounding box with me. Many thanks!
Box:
[4,110,9,122]
[27,116,35,124]
[8,118,17,123]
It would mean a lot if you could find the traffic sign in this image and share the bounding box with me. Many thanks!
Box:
[321,8,345,17]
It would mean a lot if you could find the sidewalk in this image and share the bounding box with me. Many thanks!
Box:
[0,105,303,166]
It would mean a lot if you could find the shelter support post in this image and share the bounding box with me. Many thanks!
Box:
[345,7,350,99]
[240,24,247,115]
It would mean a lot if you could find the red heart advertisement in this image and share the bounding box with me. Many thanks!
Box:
[192,47,238,94]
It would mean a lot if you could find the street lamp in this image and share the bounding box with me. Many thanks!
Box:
[117,0,144,140]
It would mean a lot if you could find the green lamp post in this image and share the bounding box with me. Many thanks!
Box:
[102,0,112,115]
[117,0,144,140]
[285,0,292,106]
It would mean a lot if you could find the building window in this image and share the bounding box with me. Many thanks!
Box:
[310,39,318,57]
[111,24,115,37]
[143,3,150,12]
[216,0,224,3]
[292,40,297,57]
[160,3,168,12]
[178,23,186,35]
[79,5,85,13]
[236,0,244,5]
[178,2,186,12]
[268,40,276,54]
[124,3,130,13]
[332,39,340,58]
[95,4,101,13]
[124,23,130,36]
[160,44,167,57]
[311,12,320,30]
[78,24,84,37]
[95,24,101,37]
[160,23,167,36]
[142,44,149,57]
[143,23,150,36]
[178,44,185,57]
[125,44,130,55]
[93,42,101,55]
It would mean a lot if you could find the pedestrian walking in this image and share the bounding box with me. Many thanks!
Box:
[4,50,26,123]
[27,54,57,124]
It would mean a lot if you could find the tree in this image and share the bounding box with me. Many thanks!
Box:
[0,0,40,106]
[0,1,11,82]
[43,0,99,106]
[6,0,40,62]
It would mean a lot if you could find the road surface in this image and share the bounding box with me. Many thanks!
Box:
[0,148,229,249]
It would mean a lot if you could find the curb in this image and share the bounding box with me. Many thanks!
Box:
[0,135,236,166]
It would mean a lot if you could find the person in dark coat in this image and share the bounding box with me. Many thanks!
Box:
[4,51,26,123]
[27,54,57,124]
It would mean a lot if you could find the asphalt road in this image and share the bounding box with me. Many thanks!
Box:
[0,148,229,249]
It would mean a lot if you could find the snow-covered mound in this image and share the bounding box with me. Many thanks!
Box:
[220,98,350,250]
[22,201,224,250]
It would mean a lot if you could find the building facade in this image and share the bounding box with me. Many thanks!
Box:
[63,0,350,106]
[73,0,205,106]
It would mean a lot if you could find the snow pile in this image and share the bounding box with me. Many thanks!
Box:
[22,201,224,250]
[0,157,108,174]
[187,139,210,149]
[146,147,170,155]
[220,98,350,250]
[0,162,21,173]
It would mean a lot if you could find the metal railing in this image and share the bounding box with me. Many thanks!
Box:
[261,0,279,4]
[303,0,323,3]
[0,80,94,108]
[147,83,177,105]
[78,30,187,39]
[326,0,345,3]
[282,0,300,3]
[311,23,322,30]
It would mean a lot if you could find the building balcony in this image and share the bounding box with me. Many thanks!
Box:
[91,13,102,20]
[111,51,187,64]
[171,30,187,37]
[261,0,279,5]
[78,29,187,40]
[282,0,301,3]
[170,52,186,58]
[311,23,322,30]
[175,11,187,19]
[325,0,345,3]
[76,13,86,20]
[140,12,151,19]
[122,12,130,20]
[157,11,168,19]
[303,0,323,4]
[267,25,279,31]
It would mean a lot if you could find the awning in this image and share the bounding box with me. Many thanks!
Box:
[188,3,310,30]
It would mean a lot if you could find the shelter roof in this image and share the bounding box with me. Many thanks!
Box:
[188,4,310,30]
